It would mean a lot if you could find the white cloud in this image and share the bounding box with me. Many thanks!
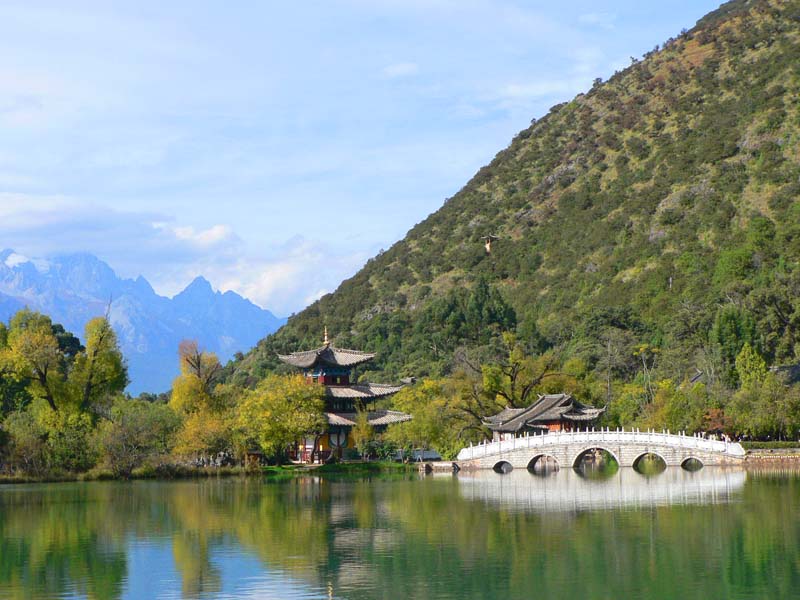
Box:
[170,224,237,246]
[579,12,617,29]
[0,197,370,315]
[382,62,419,78]
[207,236,372,315]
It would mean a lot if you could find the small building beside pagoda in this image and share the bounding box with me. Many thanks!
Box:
[278,332,411,461]
[484,393,605,441]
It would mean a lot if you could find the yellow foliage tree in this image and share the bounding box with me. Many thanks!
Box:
[237,374,325,461]
[351,408,374,459]
[172,409,233,457]
[386,378,474,460]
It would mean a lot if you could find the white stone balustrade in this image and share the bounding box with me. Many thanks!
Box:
[456,427,746,469]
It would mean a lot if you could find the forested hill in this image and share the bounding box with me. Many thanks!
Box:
[230,0,800,388]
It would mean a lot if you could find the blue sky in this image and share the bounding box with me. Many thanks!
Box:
[0,0,723,315]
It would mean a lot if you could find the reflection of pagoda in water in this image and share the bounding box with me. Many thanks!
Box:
[278,329,411,461]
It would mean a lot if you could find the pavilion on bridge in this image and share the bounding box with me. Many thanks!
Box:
[278,329,411,461]
[484,393,605,441]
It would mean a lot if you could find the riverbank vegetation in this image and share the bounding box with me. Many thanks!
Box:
[0,311,333,480]
[2,303,800,479]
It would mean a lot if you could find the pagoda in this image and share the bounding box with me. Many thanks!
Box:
[278,328,411,461]
[483,393,606,441]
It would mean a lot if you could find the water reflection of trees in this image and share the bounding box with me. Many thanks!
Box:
[0,472,798,599]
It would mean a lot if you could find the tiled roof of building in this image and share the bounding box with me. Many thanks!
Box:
[278,344,376,368]
[484,393,605,432]
[483,407,527,424]
[325,383,405,399]
[325,410,412,427]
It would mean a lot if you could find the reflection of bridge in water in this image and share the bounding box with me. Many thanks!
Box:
[456,468,748,513]
[456,429,746,471]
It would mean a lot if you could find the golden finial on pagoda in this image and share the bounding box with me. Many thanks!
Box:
[323,326,329,345]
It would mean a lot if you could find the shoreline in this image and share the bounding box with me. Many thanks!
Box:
[3,454,800,485]
[0,461,419,485]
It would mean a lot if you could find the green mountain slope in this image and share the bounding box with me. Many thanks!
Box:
[231,0,800,387]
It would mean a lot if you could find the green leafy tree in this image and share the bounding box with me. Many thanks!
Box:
[37,407,97,472]
[735,343,767,389]
[387,378,491,459]
[3,408,48,475]
[6,310,65,412]
[481,333,561,409]
[71,317,128,414]
[237,374,326,462]
[711,305,758,387]
[351,408,375,459]
[97,398,180,477]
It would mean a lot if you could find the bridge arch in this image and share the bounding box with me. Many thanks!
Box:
[571,446,620,469]
[632,451,668,474]
[527,454,559,473]
[681,457,704,471]
[493,460,513,474]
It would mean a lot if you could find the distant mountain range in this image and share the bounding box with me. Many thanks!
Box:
[0,249,285,394]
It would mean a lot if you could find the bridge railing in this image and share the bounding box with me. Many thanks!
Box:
[456,428,746,461]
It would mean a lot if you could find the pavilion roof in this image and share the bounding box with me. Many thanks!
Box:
[325,382,405,399]
[484,393,605,432]
[278,343,375,369]
[326,409,412,427]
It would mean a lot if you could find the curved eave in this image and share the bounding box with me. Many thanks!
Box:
[277,345,376,369]
[325,383,405,399]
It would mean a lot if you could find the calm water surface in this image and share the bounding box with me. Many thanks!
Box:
[1,468,798,599]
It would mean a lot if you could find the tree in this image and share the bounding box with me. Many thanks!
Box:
[179,340,222,395]
[170,341,224,415]
[711,305,757,387]
[6,310,64,411]
[172,409,233,458]
[637,380,706,433]
[735,343,767,389]
[351,408,374,459]
[97,398,180,477]
[2,311,126,415]
[37,407,97,472]
[387,378,490,459]
[71,317,128,414]
[237,374,326,462]
[2,408,48,475]
[481,333,561,408]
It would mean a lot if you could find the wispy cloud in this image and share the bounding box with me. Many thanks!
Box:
[579,12,617,30]
[0,197,370,315]
[0,0,724,316]
[382,62,419,78]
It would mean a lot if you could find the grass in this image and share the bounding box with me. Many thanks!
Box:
[742,441,800,451]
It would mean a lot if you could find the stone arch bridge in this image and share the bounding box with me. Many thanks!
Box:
[456,429,746,471]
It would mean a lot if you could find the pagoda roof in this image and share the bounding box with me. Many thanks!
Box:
[278,343,375,369]
[484,393,605,432]
[326,409,412,427]
[325,382,404,399]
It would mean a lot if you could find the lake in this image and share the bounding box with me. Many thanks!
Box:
[0,467,798,599]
